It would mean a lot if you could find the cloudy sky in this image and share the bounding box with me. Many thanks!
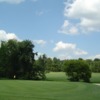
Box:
[0,0,100,59]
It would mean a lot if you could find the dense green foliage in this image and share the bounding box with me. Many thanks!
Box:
[0,39,45,80]
[40,57,100,75]
[86,59,100,72]
[33,54,46,80]
[45,57,63,72]
[64,60,91,82]
[0,39,100,81]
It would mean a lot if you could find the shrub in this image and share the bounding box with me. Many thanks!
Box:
[65,60,91,82]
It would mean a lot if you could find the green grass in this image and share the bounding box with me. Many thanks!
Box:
[46,72,68,82]
[0,72,100,100]
[91,73,100,83]
[46,72,100,83]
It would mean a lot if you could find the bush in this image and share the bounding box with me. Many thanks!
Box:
[64,60,91,82]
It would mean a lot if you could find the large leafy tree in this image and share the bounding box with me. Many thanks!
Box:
[0,41,8,77]
[0,39,35,79]
[6,40,19,78]
[17,40,35,79]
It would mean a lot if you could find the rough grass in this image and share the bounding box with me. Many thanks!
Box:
[0,72,100,100]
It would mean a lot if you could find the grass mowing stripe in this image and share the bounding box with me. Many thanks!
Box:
[0,72,100,100]
[0,80,100,100]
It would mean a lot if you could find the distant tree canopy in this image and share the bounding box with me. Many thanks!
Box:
[86,59,100,73]
[33,54,47,80]
[64,60,91,82]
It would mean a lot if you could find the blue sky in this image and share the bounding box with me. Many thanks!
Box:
[0,0,100,60]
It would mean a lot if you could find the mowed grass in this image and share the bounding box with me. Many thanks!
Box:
[47,72,100,83]
[91,73,100,83]
[0,72,100,100]
[46,72,68,82]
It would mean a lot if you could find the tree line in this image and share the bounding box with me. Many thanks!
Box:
[0,39,100,82]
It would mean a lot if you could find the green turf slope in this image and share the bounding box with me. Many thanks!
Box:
[0,80,100,100]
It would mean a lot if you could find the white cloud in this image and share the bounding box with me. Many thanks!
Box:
[0,30,19,41]
[94,55,100,59]
[33,40,46,46]
[74,49,88,55]
[58,20,78,35]
[53,41,76,52]
[53,41,88,59]
[64,0,100,32]
[88,54,100,60]
[69,26,78,34]
[0,0,25,4]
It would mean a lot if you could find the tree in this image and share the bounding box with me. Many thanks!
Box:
[94,58,100,61]
[6,40,20,78]
[0,41,8,78]
[17,40,35,79]
[33,54,47,80]
[51,57,62,72]
[0,39,35,79]
[64,60,91,82]
[92,61,100,72]
[45,57,53,72]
